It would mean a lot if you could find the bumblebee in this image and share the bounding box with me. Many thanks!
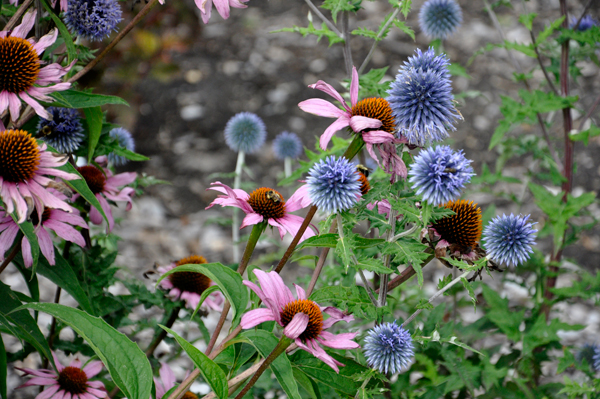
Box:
[40,125,53,136]
[266,190,282,203]
[356,164,371,177]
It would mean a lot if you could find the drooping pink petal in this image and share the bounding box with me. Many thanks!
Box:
[45,220,86,247]
[254,270,294,312]
[298,99,348,119]
[35,384,61,399]
[276,214,316,242]
[285,184,312,212]
[83,361,104,378]
[0,224,19,258]
[240,212,263,229]
[36,227,56,265]
[240,308,277,329]
[16,376,58,387]
[19,92,51,120]
[242,280,280,320]
[267,218,286,240]
[21,238,33,267]
[295,339,342,373]
[350,66,359,107]
[8,93,22,121]
[198,0,212,22]
[97,195,114,232]
[53,352,66,372]
[320,116,351,150]
[294,284,307,300]
[32,28,58,55]
[12,9,36,38]
[317,331,360,349]
[283,313,309,339]
[212,0,230,19]
[307,81,351,112]
[349,116,383,133]
[361,130,395,144]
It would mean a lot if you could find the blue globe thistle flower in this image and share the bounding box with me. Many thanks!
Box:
[273,131,303,160]
[65,0,122,41]
[570,15,598,31]
[108,127,135,166]
[387,48,462,147]
[224,112,267,153]
[482,214,537,267]
[363,322,414,375]
[307,156,361,214]
[38,107,84,154]
[409,146,474,206]
[419,0,463,40]
[576,343,600,371]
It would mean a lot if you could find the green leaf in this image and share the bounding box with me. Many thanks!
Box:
[0,333,7,399]
[110,146,149,162]
[447,63,470,78]
[191,285,219,320]
[292,368,321,399]
[84,107,104,162]
[351,27,379,40]
[351,236,386,249]
[522,315,583,356]
[537,16,565,43]
[354,257,392,274]
[58,162,108,224]
[11,219,39,272]
[160,326,227,399]
[570,124,600,145]
[461,277,477,312]
[381,238,430,286]
[239,330,301,399]
[40,0,76,63]
[50,90,129,109]
[0,282,53,367]
[519,13,537,30]
[335,234,353,272]
[392,19,415,40]
[297,233,338,249]
[321,0,355,23]
[157,262,248,326]
[18,303,152,399]
[398,0,411,18]
[481,285,524,342]
[36,252,94,315]
[273,21,344,46]
[291,352,360,396]
[441,336,485,356]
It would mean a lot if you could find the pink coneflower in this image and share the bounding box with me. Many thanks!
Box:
[0,196,87,267]
[0,129,79,224]
[298,66,407,179]
[152,362,197,399]
[206,182,316,241]
[16,351,107,398]
[0,10,74,121]
[157,0,249,24]
[157,255,224,312]
[241,270,359,372]
[76,158,136,232]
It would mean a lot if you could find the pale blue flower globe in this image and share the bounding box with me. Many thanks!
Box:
[482,214,537,267]
[419,0,463,40]
[364,322,414,374]
[65,0,122,41]
[224,112,267,153]
[409,146,474,206]
[307,156,361,214]
[570,15,598,31]
[38,107,84,154]
[108,127,135,166]
[273,131,303,160]
[387,48,461,147]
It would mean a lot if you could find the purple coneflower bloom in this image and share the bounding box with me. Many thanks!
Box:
[0,129,79,224]
[76,157,136,232]
[206,182,316,241]
[0,10,74,121]
[0,192,87,267]
[241,270,359,372]
[157,255,224,312]
[298,67,408,178]
[16,351,107,399]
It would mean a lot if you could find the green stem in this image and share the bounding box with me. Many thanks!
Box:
[284,157,292,178]
[232,151,245,263]
[375,252,435,294]
[234,337,293,399]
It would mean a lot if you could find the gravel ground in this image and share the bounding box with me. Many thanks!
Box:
[6,0,600,397]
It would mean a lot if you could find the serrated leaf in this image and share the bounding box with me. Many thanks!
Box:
[519,13,537,30]
[570,124,600,145]
[297,233,338,249]
[335,235,353,272]
[461,277,477,311]
[238,330,301,399]
[537,16,565,43]
[381,239,430,286]
[481,285,524,342]
[49,90,129,109]
[351,236,386,249]
[354,257,392,274]
[392,19,415,40]
[351,27,379,40]
[18,303,152,399]
[157,263,248,326]
[84,107,104,162]
[160,326,227,399]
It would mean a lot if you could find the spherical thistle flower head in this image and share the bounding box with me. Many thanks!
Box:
[363,321,414,374]
[307,156,361,214]
[576,343,600,371]
[224,112,266,153]
[65,0,122,41]
[38,107,84,154]
[570,15,598,31]
[108,127,135,166]
[431,200,482,255]
[409,145,474,206]
[387,48,462,147]
[273,131,303,160]
[16,351,107,398]
[482,213,537,267]
[419,0,463,40]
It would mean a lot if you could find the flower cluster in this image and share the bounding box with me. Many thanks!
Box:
[65,0,123,41]
[363,322,414,374]
[224,112,266,153]
[306,156,361,214]
[482,214,537,267]
[419,0,463,40]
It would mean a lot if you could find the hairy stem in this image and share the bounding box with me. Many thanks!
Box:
[377,210,397,308]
